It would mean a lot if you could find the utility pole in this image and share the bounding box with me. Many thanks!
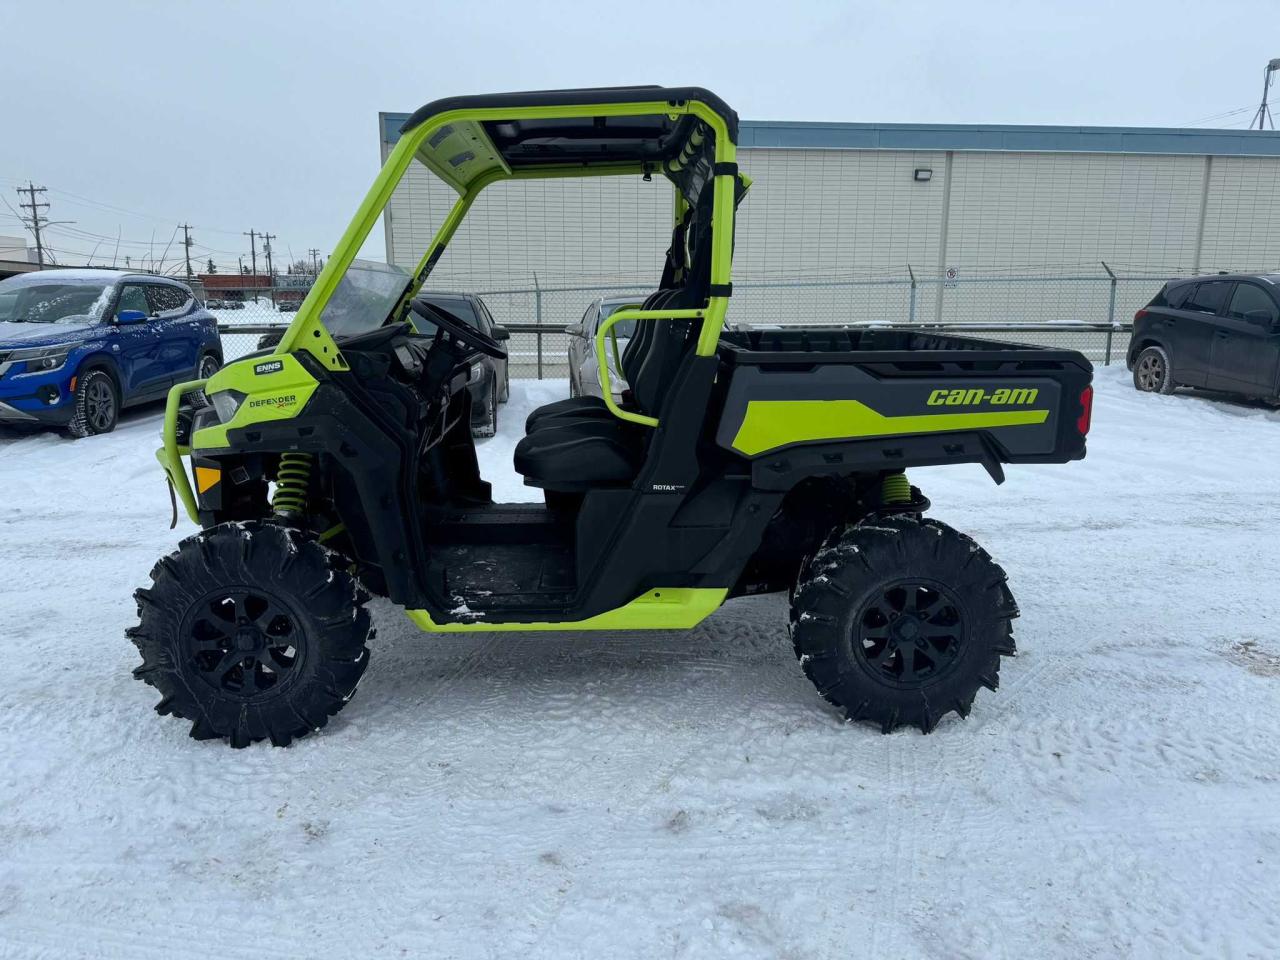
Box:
[1252,58,1280,130]
[16,182,49,268]
[308,248,321,276]
[179,223,195,278]
[243,229,258,302]
[262,232,276,306]
[243,229,258,277]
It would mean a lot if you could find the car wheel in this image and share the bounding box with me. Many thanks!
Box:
[198,354,221,380]
[499,367,510,403]
[67,368,119,438]
[472,377,498,439]
[1133,345,1177,395]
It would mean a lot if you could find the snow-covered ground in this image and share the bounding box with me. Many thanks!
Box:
[1,368,1278,959]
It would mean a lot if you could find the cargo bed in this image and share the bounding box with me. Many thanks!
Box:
[714,326,1093,485]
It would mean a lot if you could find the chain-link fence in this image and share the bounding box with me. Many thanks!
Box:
[212,270,1164,374]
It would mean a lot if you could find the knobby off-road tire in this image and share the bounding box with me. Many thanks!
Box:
[67,368,119,438]
[129,522,372,748]
[1133,345,1177,395]
[790,515,1018,734]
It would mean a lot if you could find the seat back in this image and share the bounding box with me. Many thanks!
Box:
[630,191,716,417]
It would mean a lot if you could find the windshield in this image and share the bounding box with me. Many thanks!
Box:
[0,278,114,324]
[318,259,412,337]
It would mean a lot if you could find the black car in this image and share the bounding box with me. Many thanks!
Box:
[255,290,510,436]
[1129,273,1280,402]
[413,293,510,437]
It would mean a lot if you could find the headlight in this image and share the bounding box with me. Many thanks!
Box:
[9,346,70,376]
[468,362,484,382]
[210,389,246,424]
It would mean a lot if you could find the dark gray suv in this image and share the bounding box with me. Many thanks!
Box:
[1129,274,1280,402]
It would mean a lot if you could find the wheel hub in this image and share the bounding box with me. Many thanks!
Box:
[853,580,967,689]
[181,588,304,701]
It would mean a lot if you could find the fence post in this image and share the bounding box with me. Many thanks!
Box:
[906,264,917,324]
[1101,260,1117,365]
[533,273,543,379]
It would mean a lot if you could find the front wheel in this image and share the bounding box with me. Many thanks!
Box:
[198,353,221,380]
[67,368,119,437]
[790,515,1018,733]
[128,523,372,748]
[1133,345,1177,394]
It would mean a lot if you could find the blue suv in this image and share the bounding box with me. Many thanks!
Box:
[0,269,222,436]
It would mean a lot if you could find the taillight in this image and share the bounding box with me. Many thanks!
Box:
[1077,386,1093,436]
[1134,308,1148,322]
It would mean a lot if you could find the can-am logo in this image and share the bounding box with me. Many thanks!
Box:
[248,394,298,410]
[254,360,284,376]
[927,387,1039,407]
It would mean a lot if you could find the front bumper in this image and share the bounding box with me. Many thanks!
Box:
[0,368,77,425]
[0,394,74,425]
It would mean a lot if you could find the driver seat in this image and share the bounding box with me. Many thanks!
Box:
[513,195,714,491]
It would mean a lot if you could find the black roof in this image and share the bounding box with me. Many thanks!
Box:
[400,85,739,145]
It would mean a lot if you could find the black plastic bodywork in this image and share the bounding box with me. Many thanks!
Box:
[193,325,1092,626]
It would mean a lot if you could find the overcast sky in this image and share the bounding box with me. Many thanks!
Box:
[3,0,1277,273]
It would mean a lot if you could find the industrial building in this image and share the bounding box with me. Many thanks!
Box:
[377,112,1280,330]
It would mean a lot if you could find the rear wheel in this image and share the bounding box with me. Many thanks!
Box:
[1133,345,1177,394]
[67,368,119,437]
[128,523,372,748]
[198,353,221,380]
[790,515,1018,733]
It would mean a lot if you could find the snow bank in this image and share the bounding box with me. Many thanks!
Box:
[0,367,1277,959]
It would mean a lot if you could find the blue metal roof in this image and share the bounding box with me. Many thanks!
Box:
[379,111,1280,157]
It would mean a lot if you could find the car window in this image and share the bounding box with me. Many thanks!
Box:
[1224,283,1278,327]
[470,299,493,335]
[1164,284,1192,309]
[115,284,151,317]
[146,284,192,317]
[1183,281,1231,315]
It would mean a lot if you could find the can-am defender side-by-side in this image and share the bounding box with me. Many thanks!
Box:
[129,86,1094,748]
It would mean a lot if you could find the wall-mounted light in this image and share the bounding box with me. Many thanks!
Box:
[913,167,933,182]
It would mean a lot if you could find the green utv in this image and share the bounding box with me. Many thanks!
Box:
[130,86,1094,747]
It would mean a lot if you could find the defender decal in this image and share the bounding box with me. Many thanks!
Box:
[248,394,299,411]
[927,387,1039,406]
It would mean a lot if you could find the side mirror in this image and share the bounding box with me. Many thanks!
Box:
[564,323,582,335]
[115,309,149,325]
[492,325,510,341]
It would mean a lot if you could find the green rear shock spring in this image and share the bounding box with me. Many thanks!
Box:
[272,452,313,517]
[881,471,912,506]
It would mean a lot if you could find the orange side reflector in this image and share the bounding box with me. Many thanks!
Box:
[195,466,221,494]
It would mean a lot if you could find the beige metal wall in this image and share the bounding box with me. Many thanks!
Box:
[381,141,1280,326]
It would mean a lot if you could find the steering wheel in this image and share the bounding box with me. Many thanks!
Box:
[410,298,507,359]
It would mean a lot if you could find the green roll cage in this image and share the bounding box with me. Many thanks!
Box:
[159,87,744,523]
[276,90,741,422]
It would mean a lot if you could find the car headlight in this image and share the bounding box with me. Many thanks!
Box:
[209,389,246,424]
[468,362,484,382]
[9,346,70,376]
